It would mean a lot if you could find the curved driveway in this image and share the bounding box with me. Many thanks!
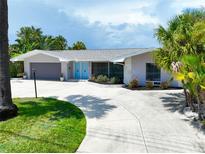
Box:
[11,79,205,153]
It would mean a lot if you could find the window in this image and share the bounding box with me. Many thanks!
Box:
[92,62,108,76]
[109,63,123,80]
[146,63,161,81]
[91,62,123,81]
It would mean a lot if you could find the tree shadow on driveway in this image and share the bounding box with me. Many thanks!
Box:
[160,92,185,113]
[159,92,205,135]
[64,95,117,119]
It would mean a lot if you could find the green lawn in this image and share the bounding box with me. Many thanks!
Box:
[0,98,86,153]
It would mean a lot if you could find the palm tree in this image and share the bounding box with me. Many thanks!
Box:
[154,9,205,71]
[0,0,18,121]
[15,26,43,54]
[174,55,205,120]
[43,35,68,50]
[154,8,205,111]
[72,41,86,50]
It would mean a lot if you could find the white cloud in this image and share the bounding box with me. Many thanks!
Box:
[8,0,205,48]
[171,0,205,13]
[73,9,160,25]
[42,0,160,26]
[175,0,205,7]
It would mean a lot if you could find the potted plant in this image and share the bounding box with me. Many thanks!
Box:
[23,72,27,79]
[60,73,64,81]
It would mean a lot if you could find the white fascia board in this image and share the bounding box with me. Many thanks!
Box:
[10,50,62,62]
[111,50,153,63]
[10,57,20,62]
[111,58,125,63]
[110,53,136,63]
[59,58,70,62]
[10,50,41,61]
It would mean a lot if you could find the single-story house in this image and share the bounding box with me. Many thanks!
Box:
[11,48,181,87]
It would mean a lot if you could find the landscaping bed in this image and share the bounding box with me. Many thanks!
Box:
[124,85,182,90]
[89,75,123,84]
[124,79,182,90]
[0,98,86,153]
[88,80,123,85]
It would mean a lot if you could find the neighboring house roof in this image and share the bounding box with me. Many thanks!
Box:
[10,48,155,62]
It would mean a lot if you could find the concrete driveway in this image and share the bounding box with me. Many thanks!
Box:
[11,79,205,153]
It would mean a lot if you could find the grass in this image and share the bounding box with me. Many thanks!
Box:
[0,97,86,153]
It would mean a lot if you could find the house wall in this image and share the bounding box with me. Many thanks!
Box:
[68,62,73,79]
[61,62,68,80]
[124,52,180,87]
[123,57,132,84]
[23,52,180,87]
[89,62,92,78]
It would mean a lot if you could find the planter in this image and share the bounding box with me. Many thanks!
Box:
[60,77,64,81]
[23,75,27,79]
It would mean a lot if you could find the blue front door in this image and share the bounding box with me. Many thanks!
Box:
[74,62,89,79]
[81,62,89,79]
[75,62,80,79]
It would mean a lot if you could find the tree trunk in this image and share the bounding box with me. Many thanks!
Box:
[188,93,195,112]
[196,86,203,121]
[183,88,189,107]
[0,0,18,121]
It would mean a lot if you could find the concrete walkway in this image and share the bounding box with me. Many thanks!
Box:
[11,79,205,153]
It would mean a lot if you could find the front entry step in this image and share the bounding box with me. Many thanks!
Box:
[67,79,88,82]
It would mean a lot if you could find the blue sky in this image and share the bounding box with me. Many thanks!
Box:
[8,0,205,49]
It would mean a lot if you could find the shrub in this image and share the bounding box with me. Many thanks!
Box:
[10,62,24,78]
[110,77,121,84]
[89,75,96,81]
[128,79,138,89]
[17,73,24,78]
[160,81,169,89]
[95,75,109,83]
[146,81,153,89]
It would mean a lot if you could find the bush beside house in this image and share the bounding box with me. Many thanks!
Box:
[146,81,154,89]
[127,79,170,90]
[128,79,138,89]
[160,81,169,89]
[89,75,122,84]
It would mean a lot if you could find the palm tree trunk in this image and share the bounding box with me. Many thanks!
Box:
[182,81,189,107]
[196,86,203,120]
[188,93,195,111]
[0,0,18,121]
[183,88,189,107]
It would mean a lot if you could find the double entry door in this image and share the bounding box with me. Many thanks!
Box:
[74,62,89,79]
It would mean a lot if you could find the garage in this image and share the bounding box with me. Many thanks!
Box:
[30,63,61,80]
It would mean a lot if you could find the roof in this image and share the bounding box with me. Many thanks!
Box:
[10,48,155,62]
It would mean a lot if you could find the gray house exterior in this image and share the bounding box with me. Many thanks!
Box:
[11,48,181,87]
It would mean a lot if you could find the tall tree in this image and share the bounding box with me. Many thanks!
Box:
[154,8,205,71]
[0,0,18,120]
[72,41,86,50]
[9,26,69,78]
[154,8,205,116]
[10,26,68,57]
[15,26,43,54]
[43,35,68,50]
